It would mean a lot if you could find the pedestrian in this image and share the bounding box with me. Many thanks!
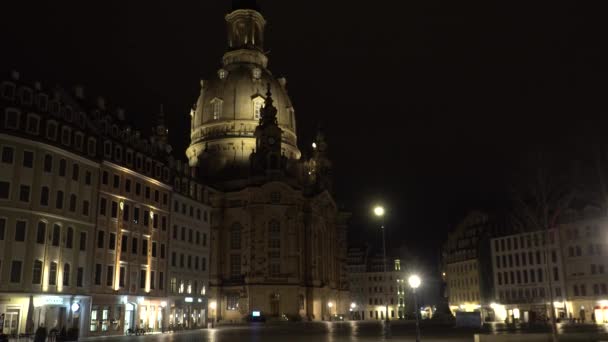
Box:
[34,325,47,342]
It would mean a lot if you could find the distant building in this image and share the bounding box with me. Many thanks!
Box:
[490,229,567,323]
[557,206,608,323]
[167,161,211,329]
[347,247,407,320]
[443,211,508,319]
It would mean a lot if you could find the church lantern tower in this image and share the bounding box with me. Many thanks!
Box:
[186,0,300,178]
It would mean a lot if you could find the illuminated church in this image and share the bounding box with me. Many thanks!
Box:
[186,0,349,321]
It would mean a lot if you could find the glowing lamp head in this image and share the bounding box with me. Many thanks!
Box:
[373,206,385,217]
[160,301,167,308]
[312,142,317,149]
[119,201,124,210]
[327,302,333,308]
[408,275,421,289]
[350,302,356,309]
[209,301,217,310]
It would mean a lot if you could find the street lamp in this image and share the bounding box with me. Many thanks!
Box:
[373,206,389,322]
[373,205,391,338]
[408,275,422,342]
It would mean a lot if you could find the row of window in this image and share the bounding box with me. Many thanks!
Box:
[207,97,295,128]
[498,287,560,301]
[102,141,170,183]
[567,244,604,257]
[96,230,165,259]
[368,297,402,306]
[497,268,558,286]
[573,283,608,296]
[367,285,399,294]
[102,170,168,205]
[3,109,96,156]
[93,263,164,291]
[1,83,87,128]
[451,291,480,303]
[0,259,84,287]
[493,232,554,253]
[1,148,93,181]
[0,218,87,248]
[173,200,208,222]
[565,226,601,240]
[495,250,555,269]
[447,262,477,274]
[169,277,206,296]
[99,198,167,230]
[170,252,207,271]
[172,225,207,246]
[449,277,478,289]
[0,182,91,216]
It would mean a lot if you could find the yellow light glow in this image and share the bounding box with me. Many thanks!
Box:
[312,142,317,149]
[408,275,421,289]
[373,206,385,217]
[209,301,217,310]
[328,302,333,308]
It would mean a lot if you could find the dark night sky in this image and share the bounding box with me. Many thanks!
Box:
[2,1,607,277]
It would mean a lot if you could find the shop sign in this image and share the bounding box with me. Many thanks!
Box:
[34,296,64,307]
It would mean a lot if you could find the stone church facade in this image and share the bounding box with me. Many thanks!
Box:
[187,0,350,321]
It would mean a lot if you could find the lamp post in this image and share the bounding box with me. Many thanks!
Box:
[373,206,389,323]
[408,275,422,342]
[374,205,391,338]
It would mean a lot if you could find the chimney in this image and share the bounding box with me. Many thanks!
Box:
[74,86,85,99]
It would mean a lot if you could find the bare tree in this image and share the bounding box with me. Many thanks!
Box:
[511,150,577,342]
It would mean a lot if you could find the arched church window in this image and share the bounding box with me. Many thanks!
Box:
[230,223,242,250]
[252,97,264,120]
[211,98,223,120]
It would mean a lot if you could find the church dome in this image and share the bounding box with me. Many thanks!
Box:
[186,3,300,174]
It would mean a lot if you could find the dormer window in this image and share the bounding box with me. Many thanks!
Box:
[74,133,84,151]
[126,150,133,166]
[103,141,112,158]
[1,82,16,100]
[37,94,48,111]
[115,145,122,162]
[61,127,71,146]
[136,155,143,170]
[64,106,74,122]
[46,120,57,140]
[252,96,264,120]
[26,114,40,134]
[87,138,96,156]
[87,138,97,156]
[5,108,20,129]
[211,98,223,120]
[19,87,33,105]
[50,101,60,116]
